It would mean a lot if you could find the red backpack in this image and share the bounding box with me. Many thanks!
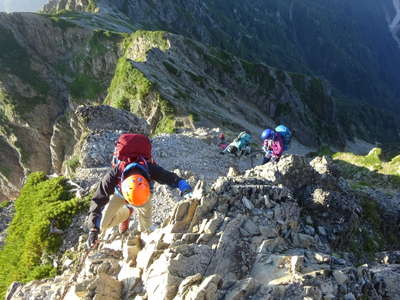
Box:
[111,134,153,171]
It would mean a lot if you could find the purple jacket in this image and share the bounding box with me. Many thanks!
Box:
[263,133,284,157]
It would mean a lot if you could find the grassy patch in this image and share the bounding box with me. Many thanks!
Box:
[0,200,10,209]
[69,74,103,100]
[154,98,176,134]
[0,172,90,299]
[66,156,80,173]
[334,148,385,172]
[124,30,169,62]
[332,148,400,187]
[347,196,400,262]
[106,57,152,111]
[129,30,169,50]
[154,115,176,135]
[106,32,177,134]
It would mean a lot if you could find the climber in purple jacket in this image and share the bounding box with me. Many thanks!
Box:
[261,129,284,164]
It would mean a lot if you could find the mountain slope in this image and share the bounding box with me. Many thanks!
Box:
[0,12,121,201]
[48,0,400,112]
[1,9,399,202]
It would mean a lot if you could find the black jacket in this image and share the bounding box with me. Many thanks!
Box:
[87,163,183,230]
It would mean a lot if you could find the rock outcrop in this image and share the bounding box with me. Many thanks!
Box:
[6,136,400,299]
[0,12,120,201]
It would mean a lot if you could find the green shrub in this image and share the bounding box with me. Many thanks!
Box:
[154,115,176,135]
[66,156,80,173]
[69,74,103,100]
[0,172,89,299]
[106,57,152,111]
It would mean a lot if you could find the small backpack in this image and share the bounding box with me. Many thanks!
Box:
[275,125,292,151]
[234,131,252,151]
[111,134,152,171]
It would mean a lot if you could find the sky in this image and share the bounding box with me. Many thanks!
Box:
[0,0,48,12]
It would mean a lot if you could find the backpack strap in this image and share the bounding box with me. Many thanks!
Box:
[121,159,151,182]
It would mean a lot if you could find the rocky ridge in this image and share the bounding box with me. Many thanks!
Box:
[5,106,400,300]
[2,5,400,203]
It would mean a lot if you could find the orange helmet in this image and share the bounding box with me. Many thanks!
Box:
[121,174,151,206]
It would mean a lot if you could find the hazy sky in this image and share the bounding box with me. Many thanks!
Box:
[0,0,48,12]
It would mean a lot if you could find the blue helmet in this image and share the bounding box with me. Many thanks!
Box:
[261,129,274,140]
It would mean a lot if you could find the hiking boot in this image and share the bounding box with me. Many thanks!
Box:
[119,207,133,234]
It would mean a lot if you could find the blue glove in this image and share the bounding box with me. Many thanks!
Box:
[178,179,192,197]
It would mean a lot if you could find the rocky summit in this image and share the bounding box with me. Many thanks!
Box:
[3,105,399,300]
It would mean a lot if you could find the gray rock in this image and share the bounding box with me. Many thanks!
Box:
[344,293,356,300]
[242,219,260,236]
[333,270,347,285]
[304,225,316,236]
[318,226,327,236]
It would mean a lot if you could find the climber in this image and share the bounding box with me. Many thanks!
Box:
[86,133,193,249]
[221,131,252,157]
[260,125,291,164]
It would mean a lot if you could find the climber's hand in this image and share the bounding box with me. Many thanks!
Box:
[178,180,193,197]
[87,228,99,249]
[270,155,279,163]
[182,191,193,199]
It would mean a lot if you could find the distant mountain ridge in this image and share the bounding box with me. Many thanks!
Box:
[44,0,400,113]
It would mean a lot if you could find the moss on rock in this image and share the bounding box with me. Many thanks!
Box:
[0,172,90,299]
